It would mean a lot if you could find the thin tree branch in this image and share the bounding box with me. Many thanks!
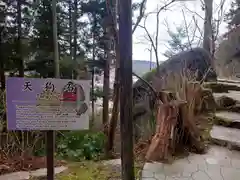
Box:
[192,16,203,46]
[190,16,198,45]
[156,5,160,64]
[213,0,226,41]
[138,24,158,62]
[182,10,192,50]
[138,0,176,70]
[132,0,147,34]
[183,4,204,20]
[132,72,159,102]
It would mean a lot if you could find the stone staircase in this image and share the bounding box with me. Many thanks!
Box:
[211,80,240,150]
[140,80,240,180]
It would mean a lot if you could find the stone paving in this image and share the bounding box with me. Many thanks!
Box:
[215,111,240,123]
[211,125,240,148]
[141,146,240,180]
[214,91,240,102]
[0,166,67,180]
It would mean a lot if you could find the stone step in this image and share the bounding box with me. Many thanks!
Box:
[213,91,240,102]
[218,78,240,84]
[205,81,240,93]
[215,111,240,127]
[210,125,240,150]
[220,82,240,88]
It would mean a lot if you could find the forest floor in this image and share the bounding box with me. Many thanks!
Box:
[0,153,65,175]
[0,152,144,180]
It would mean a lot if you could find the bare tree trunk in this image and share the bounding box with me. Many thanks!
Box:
[107,0,147,152]
[0,3,6,89]
[68,0,73,61]
[17,0,24,77]
[150,46,152,70]
[106,0,120,152]
[155,6,160,72]
[0,19,4,90]
[73,0,77,79]
[119,0,135,177]
[102,29,110,134]
[17,0,24,155]
[0,35,4,90]
[107,56,119,152]
[53,1,59,77]
[46,0,59,179]
[203,0,213,56]
[92,17,96,124]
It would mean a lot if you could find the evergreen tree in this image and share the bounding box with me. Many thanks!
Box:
[28,0,58,77]
[164,25,192,58]
[27,0,89,78]
[0,0,33,87]
[81,0,107,63]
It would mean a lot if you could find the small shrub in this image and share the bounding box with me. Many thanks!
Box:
[57,131,106,161]
[142,68,157,82]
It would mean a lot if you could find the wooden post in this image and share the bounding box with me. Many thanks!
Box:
[46,0,59,180]
[119,0,135,179]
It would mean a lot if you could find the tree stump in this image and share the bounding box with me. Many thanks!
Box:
[177,82,206,153]
[145,101,179,161]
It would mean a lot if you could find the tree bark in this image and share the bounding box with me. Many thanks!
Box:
[203,0,213,56]
[46,0,59,179]
[102,28,110,134]
[0,13,4,89]
[107,0,149,152]
[0,34,4,90]
[17,0,24,77]
[106,0,120,152]
[68,0,73,61]
[73,0,77,79]
[53,0,59,78]
[107,45,120,152]
[119,0,135,178]
[145,102,179,161]
[91,16,96,123]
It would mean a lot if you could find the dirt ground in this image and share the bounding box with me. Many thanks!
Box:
[0,153,65,175]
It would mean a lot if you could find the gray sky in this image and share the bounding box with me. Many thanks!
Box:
[132,0,231,62]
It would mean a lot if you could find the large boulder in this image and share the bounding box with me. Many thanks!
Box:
[134,48,216,90]
[158,48,216,80]
[132,48,217,142]
[133,48,216,106]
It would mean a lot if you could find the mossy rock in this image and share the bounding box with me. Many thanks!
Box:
[196,115,214,148]
[133,102,148,119]
[212,115,240,129]
[212,115,232,127]
[200,88,217,112]
[226,104,240,113]
[215,95,237,108]
[203,82,240,93]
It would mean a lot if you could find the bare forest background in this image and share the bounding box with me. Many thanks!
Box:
[1,0,240,178]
